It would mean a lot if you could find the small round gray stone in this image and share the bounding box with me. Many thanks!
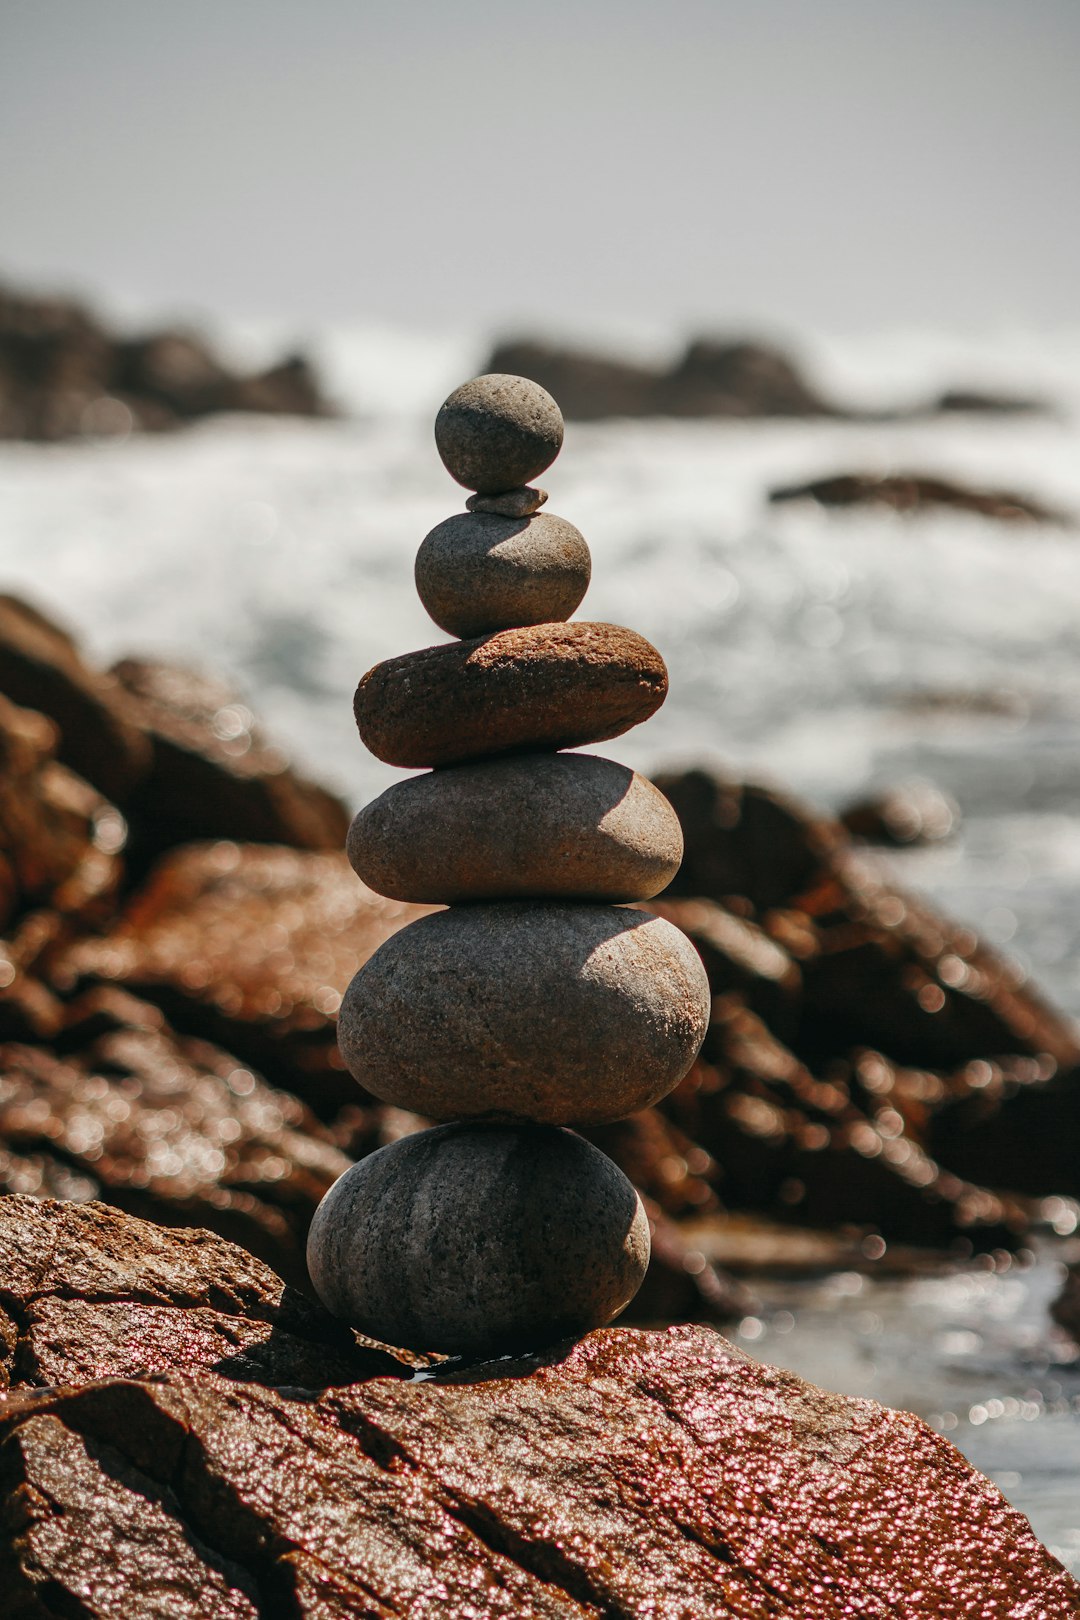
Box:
[466,486,548,517]
[337,902,711,1125]
[306,1123,651,1356]
[348,752,683,903]
[435,374,564,494]
[414,511,591,638]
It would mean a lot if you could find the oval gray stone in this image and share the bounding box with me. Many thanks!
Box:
[348,753,683,903]
[435,374,564,494]
[306,1123,651,1356]
[415,511,590,639]
[337,903,711,1125]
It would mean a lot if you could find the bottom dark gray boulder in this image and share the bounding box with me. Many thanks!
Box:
[306,1123,651,1356]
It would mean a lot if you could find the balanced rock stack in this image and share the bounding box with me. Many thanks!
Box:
[307,374,711,1358]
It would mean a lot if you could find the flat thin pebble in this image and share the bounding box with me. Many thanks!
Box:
[466,486,547,517]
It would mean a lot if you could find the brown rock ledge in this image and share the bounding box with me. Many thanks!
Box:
[111,658,350,869]
[0,1198,1074,1618]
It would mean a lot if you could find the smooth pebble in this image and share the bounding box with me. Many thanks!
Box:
[348,752,682,902]
[337,902,711,1124]
[435,374,564,494]
[307,1123,651,1356]
[415,511,590,638]
[353,621,667,768]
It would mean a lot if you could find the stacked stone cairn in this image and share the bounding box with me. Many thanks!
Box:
[307,374,711,1359]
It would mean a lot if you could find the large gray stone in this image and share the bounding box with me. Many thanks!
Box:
[353,621,668,769]
[414,510,590,639]
[337,903,711,1124]
[348,752,683,903]
[306,1123,650,1355]
[435,374,564,494]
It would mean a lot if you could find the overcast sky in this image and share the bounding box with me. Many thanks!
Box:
[2,0,1077,337]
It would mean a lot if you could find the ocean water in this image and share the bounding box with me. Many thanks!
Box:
[2,322,1080,1563]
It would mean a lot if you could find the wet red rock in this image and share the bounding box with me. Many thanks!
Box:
[55,842,434,1115]
[789,846,1079,1073]
[0,1198,1073,1618]
[655,768,844,911]
[0,595,149,802]
[660,1001,1029,1251]
[657,767,1079,1072]
[582,1106,718,1219]
[0,691,123,935]
[645,768,1080,1248]
[111,658,350,867]
[0,1196,410,1391]
[0,999,349,1288]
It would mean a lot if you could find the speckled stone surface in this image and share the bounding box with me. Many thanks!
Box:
[466,486,548,517]
[435,374,564,494]
[348,752,683,903]
[354,621,668,768]
[306,1123,650,1355]
[337,903,711,1123]
[414,511,591,639]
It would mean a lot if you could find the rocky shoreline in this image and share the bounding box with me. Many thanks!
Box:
[1,280,1055,443]
[0,283,333,441]
[4,584,1080,1604]
[2,1194,1076,1616]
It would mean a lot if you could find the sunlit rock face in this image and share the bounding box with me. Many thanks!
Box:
[0,1196,1076,1618]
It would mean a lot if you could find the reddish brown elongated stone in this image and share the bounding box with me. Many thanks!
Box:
[354,620,667,768]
